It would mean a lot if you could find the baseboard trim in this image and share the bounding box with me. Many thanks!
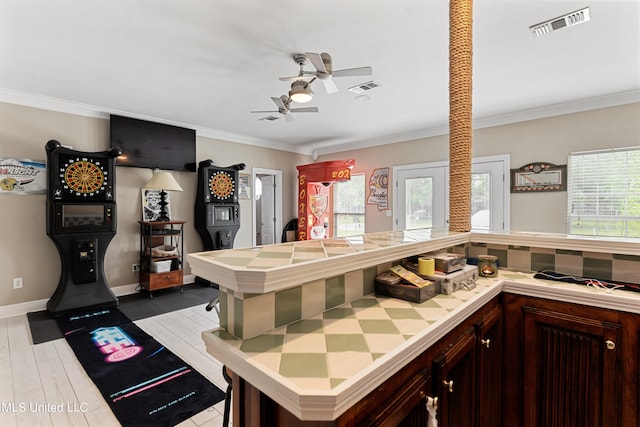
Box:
[0,275,195,319]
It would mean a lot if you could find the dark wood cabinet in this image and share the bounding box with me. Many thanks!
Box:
[364,368,432,427]
[522,305,621,426]
[433,327,477,427]
[433,303,502,427]
[502,293,640,427]
[475,303,502,427]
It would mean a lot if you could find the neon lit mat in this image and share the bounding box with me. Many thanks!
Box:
[57,308,225,427]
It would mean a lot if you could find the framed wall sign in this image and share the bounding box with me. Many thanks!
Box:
[511,162,567,192]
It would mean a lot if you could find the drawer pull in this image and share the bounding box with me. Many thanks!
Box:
[481,338,491,348]
[443,380,454,393]
[605,340,615,350]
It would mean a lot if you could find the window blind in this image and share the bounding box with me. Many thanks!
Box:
[567,146,640,238]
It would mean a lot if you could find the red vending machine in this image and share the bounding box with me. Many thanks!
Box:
[296,159,355,240]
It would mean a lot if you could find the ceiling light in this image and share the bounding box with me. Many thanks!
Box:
[289,80,313,103]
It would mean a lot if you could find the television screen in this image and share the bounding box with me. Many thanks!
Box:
[110,114,196,172]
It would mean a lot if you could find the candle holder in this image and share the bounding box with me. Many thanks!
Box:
[477,255,498,277]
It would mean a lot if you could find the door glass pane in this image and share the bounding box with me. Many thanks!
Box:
[406,177,433,229]
[471,172,491,230]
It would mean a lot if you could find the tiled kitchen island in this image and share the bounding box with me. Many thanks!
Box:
[187,230,640,424]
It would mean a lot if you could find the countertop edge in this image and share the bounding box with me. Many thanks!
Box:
[202,277,640,421]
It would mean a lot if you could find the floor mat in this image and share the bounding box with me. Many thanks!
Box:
[28,283,217,344]
[57,308,225,427]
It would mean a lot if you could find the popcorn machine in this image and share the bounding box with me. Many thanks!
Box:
[296,160,355,240]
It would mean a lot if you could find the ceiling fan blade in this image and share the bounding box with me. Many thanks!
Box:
[290,107,319,113]
[278,72,315,81]
[271,96,286,110]
[251,110,277,113]
[321,77,339,94]
[283,112,295,122]
[320,52,332,73]
[332,66,373,77]
[306,52,327,74]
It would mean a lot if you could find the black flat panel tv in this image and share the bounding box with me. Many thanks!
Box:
[110,114,196,172]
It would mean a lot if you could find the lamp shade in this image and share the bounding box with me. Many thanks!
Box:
[143,171,183,192]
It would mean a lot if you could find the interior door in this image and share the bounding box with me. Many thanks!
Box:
[260,175,275,245]
[251,167,282,247]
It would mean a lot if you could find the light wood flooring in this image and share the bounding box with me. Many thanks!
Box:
[0,303,231,427]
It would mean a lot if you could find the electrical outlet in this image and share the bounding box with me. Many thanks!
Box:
[132,263,140,272]
[13,277,23,289]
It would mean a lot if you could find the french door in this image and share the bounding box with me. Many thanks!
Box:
[393,155,510,231]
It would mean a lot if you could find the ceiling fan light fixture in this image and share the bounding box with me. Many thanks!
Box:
[289,80,313,103]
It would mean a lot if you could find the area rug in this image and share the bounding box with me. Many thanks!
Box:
[57,308,225,427]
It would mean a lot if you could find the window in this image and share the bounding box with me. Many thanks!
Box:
[568,147,640,238]
[333,174,365,237]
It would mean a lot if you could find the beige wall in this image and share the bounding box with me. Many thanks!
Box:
[1,101,638,307]
[0,102,306,307]
[320,103,640,234]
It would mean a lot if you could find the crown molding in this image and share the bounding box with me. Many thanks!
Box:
[312,90,640,156]
[0,88,311,155]
[2,88,637,157]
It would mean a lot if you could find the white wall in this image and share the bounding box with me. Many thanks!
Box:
[0,102,307,307]
[1,101,638,307]
[320,103,640,234]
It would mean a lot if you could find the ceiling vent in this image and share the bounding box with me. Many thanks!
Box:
[530,7,590,37]
[348,81,380,94]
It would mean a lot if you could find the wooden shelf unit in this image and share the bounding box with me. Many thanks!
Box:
[138,220,185,296]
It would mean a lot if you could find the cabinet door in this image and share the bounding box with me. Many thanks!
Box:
[522,306,622,427]
[476,305,502,427]
[367,368,432,427]
[433,327,477,427]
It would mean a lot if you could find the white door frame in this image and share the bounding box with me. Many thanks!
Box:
[392,154,510,232]
[251,167,283,247]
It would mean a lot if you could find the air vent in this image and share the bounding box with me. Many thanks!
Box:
[530,7,590,37]
[259,116,279,121]
[348,81,380,94]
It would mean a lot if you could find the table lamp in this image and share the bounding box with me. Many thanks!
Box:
[143,170,183,221]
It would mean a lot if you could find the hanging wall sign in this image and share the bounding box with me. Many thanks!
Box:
[367,167,389,210]
[0,158,46,194]
[510,162,566,192]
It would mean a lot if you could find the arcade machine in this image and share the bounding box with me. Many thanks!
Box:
[194,159,245,286]
[296,159,355,240]
[45,140,121,317]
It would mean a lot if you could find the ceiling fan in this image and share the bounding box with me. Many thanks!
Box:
[279,52,373,95]
[250,95,318,122]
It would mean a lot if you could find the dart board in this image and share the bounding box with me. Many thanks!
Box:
[208,170,235,202]
[60,156,108,197]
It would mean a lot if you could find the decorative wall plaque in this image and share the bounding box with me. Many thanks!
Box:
[511,162,566,192]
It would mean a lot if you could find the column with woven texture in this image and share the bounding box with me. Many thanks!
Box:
[449,0,473,232]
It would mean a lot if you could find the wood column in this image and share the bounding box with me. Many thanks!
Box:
[449,0,473,232]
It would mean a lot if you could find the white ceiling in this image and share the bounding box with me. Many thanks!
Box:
[1,0,639,156]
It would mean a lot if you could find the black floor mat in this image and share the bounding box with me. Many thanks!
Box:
[28,283,218,345]
[57,308,225,427]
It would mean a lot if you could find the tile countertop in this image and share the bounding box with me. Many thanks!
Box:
[201,272,640,421]
[188,229,469,294]
[187,230,640,295]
